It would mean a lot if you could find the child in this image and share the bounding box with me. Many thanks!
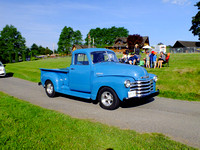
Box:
[146,51,150,68]
[121,51,128,63]
[153,51,157,69]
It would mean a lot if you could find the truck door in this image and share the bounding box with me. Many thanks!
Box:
[69,53,91,93]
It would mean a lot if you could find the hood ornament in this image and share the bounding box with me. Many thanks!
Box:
[140,75,149,79]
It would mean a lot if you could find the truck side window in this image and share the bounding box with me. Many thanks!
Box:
[74,53,89,65]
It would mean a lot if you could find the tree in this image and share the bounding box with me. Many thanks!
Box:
[22,51,26,61]
[57,26,82,54]
[44,47,53,55]
[15,52,19,62]
[127,34,143,50]
[73,30,82,45]
[29,44,53,56]
[190,1,200,40]
[0,25,26,63]
[30,43,39,56]
[38,45,46,55]
[85,26,129,47]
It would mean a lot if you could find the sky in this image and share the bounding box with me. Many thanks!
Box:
[0,0,199,50]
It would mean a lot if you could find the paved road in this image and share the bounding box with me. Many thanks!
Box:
[0,77,200,149]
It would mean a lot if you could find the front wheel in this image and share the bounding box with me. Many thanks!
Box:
[45,80,55,97]
[98,87,120,110]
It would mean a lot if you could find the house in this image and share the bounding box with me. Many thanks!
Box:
[72,45,89,51]
[142,36,150,46]
[72,44,97,51]
[170,41,200,53]
[173,41,200,48]
[106,36,150,52]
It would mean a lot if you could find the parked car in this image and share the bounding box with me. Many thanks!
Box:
[39,48,159,110]
[0,61,6,76]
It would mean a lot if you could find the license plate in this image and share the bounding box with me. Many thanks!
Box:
[128,91,136,98]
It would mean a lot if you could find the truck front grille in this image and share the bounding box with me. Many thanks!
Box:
[130,79,153,97]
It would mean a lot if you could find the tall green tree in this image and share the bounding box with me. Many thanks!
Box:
[0,25,26,63]
[57,26,82,54]
[85,26,129,47]
[38,46,46,55]
[190,1,200,40]
[30,43,39,56]
[73,30,82,45]
[44,47,53,55]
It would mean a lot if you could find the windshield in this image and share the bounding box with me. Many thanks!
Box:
[91,51,119,64]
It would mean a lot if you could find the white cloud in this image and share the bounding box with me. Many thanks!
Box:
[162,0,191,5]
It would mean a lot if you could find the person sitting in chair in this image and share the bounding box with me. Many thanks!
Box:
[158,51,166,68]
[128,53,139,65]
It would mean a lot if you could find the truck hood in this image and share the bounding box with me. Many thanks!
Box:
[94,62,149,80]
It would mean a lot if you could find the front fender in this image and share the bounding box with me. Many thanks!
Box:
[149,73,157,91]
[91,76,134,101]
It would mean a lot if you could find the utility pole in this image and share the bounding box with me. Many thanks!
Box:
[93,37,94,48]
[53,43,55,54]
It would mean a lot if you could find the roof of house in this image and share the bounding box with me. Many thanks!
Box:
[142,36,149,45]
[114,36,149,47]
[115,37,128,43]
[173,41,200,48]
[115,36,149,43]
[73,44,89,49]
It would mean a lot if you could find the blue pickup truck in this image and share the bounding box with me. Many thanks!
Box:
[40,48,159,110]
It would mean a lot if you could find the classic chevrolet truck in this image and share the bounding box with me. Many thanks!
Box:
[40,48,159,110]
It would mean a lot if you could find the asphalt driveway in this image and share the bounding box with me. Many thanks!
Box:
[0,77,200,148]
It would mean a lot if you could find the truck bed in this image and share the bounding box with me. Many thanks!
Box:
[40,68,69,73]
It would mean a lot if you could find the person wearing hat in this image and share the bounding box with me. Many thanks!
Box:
[128,53,139,65]
[153,51,157,69]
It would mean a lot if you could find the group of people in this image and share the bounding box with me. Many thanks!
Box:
[121,44,140,65]
[145,51,167,68]
[120,45,170,69]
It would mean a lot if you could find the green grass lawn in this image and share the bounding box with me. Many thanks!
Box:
[146,53,200,101]
[5,53,200,101]
[0,92,196,149]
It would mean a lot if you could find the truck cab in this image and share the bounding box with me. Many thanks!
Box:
[40,48,159,110]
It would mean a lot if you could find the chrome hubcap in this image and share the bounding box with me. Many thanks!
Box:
[101,91,113,107]
[46,83,53,94]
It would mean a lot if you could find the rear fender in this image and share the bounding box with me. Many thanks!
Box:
[41,72,62,92]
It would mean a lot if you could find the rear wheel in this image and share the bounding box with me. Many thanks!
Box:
[45,80,55,97]
[98,87,120,110]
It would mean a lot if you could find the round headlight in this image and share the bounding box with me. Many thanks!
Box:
[124,80,131,88]
[153,76,158,82]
